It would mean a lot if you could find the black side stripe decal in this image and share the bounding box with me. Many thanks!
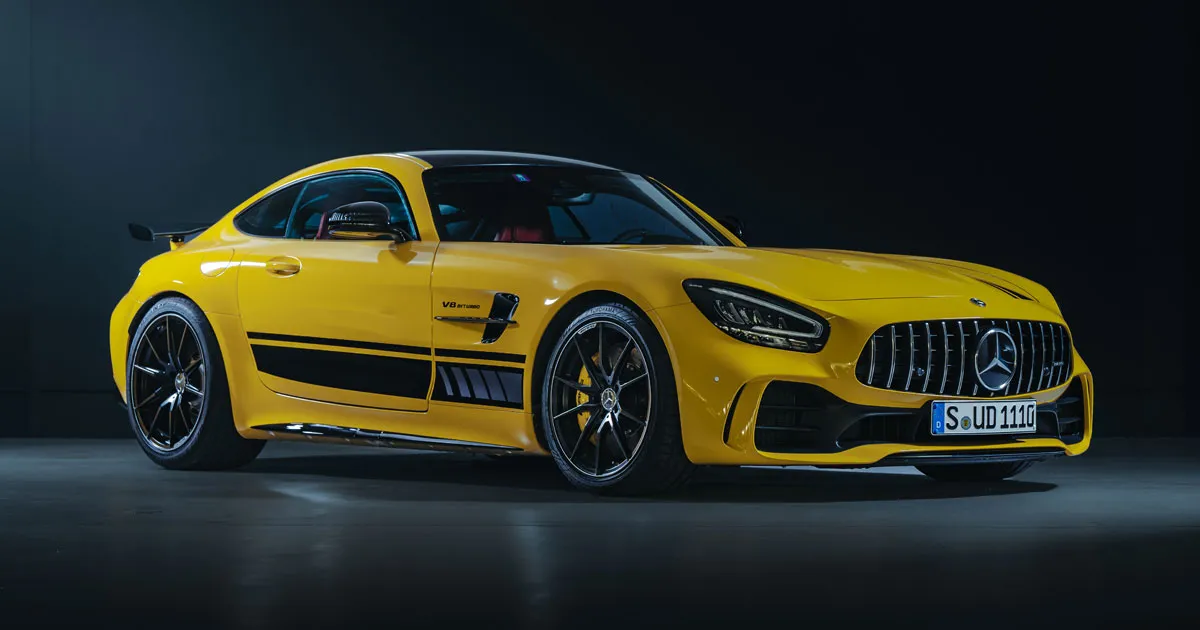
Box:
[435,348,526,364]
[247,332,525,364]
[432,361,523,409]
[247,331,431,356]
[251,344,431,399]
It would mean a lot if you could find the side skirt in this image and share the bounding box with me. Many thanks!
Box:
[252,423,522,454]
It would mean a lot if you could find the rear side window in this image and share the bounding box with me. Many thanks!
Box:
[287,173,418,240]
[233,171,419,240]
[233,184,302,238]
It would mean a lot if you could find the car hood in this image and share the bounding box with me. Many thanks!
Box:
[618,246,1039,303]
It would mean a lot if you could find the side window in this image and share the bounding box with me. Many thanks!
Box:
[286,173,418,240]
[233,184,302,238]
[567,193,678,242]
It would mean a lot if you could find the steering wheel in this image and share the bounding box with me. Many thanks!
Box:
[610,228,650,243]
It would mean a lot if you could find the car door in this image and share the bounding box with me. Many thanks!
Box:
[235,170,435,411]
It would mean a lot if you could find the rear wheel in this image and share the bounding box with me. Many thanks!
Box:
[540,303,693,495]
[917,461,1035,482]
[126,298,264,470]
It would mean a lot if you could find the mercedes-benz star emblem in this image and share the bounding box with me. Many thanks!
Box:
[973,328,1017,391]
[970,297,987,307]
[600,388,618,412]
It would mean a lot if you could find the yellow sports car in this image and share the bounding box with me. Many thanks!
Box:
[110,150,1092,493]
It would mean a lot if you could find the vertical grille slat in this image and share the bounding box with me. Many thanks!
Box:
[1026,322,1037,393]
[1037,323,1047,391]
[1015,321,1026,394]
[856,319,1072,398]
[1049,325,1059,387]
[971,321,980,396]
[922,322,933,393]
[905,323,916,391]
[939,321,950,394]
[886,325,897,389]
[867,334,877,386]
[956,320,966,395]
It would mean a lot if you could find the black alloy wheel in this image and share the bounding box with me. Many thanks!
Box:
[126,298,264,470]
[541,303,692,494]
[129,312,205,451]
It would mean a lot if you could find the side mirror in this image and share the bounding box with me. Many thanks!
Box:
[322,201,410,242]
[717,215,744,238]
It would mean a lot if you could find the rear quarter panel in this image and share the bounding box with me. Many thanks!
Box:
[108,238,240,401]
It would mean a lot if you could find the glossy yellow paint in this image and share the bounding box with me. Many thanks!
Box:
[110,153,1093,466]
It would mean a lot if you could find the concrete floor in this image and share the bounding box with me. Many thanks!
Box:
[1,439,1197,628]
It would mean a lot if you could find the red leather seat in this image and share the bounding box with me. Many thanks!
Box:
[494,225,549,242]
[493,204,553,243]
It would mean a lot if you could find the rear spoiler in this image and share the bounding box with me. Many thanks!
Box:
[128,222,210,246]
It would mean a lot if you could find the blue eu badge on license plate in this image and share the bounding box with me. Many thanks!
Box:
[931,401,947,434]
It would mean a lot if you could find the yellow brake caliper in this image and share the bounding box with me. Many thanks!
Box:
[577,354,599,444]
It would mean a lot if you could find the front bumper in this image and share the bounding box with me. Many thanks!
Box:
[651,298,1094,467]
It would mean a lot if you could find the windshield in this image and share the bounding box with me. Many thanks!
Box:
[423,166,728,245]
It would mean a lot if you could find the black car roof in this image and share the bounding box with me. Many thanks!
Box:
[402,150,617,171]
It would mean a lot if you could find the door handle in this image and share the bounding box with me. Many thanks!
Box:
[265,256,301,277]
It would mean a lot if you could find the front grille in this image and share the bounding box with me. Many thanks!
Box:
[855,319,1072,397]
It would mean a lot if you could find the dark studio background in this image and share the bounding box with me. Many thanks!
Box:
[0,0,1189,437]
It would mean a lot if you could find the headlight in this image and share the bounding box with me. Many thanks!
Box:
[682,279,829,352]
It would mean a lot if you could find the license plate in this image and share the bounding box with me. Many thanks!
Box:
[931,399,1038,435]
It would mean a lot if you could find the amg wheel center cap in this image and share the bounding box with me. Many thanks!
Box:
[600,388,618,412]
[174,372,187,394]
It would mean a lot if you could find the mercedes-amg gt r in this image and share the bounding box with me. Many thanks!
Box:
[110,150,1092,494]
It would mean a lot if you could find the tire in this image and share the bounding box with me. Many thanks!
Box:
[540,302,693,495]
[917,460,1035,482]
[126,297,264,470]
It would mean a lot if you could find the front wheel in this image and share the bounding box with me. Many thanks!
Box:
[540,303,693,495]
[917,460,1036,482]
[126,297,264,470]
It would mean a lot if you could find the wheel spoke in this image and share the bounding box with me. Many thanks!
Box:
[145,404,164,436]
[569,412,603,460]
[134,386,165,409]
[185,383,204,397]
[183,355,202,374]
[554,375,595,394]
[597,323,606,381]
[176,323,190,365]
[619,409,646,427]
[179,402,195,432]
[593,423,604,473]
[553,401,595,421]
[572,335,603,386]
[618,371,648,390]
[144,334,167,368]
[611,337,633,383]
[163,318,175,369]
[133,364,163,377]
[167,398,176,445]
[608,422,630,460]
